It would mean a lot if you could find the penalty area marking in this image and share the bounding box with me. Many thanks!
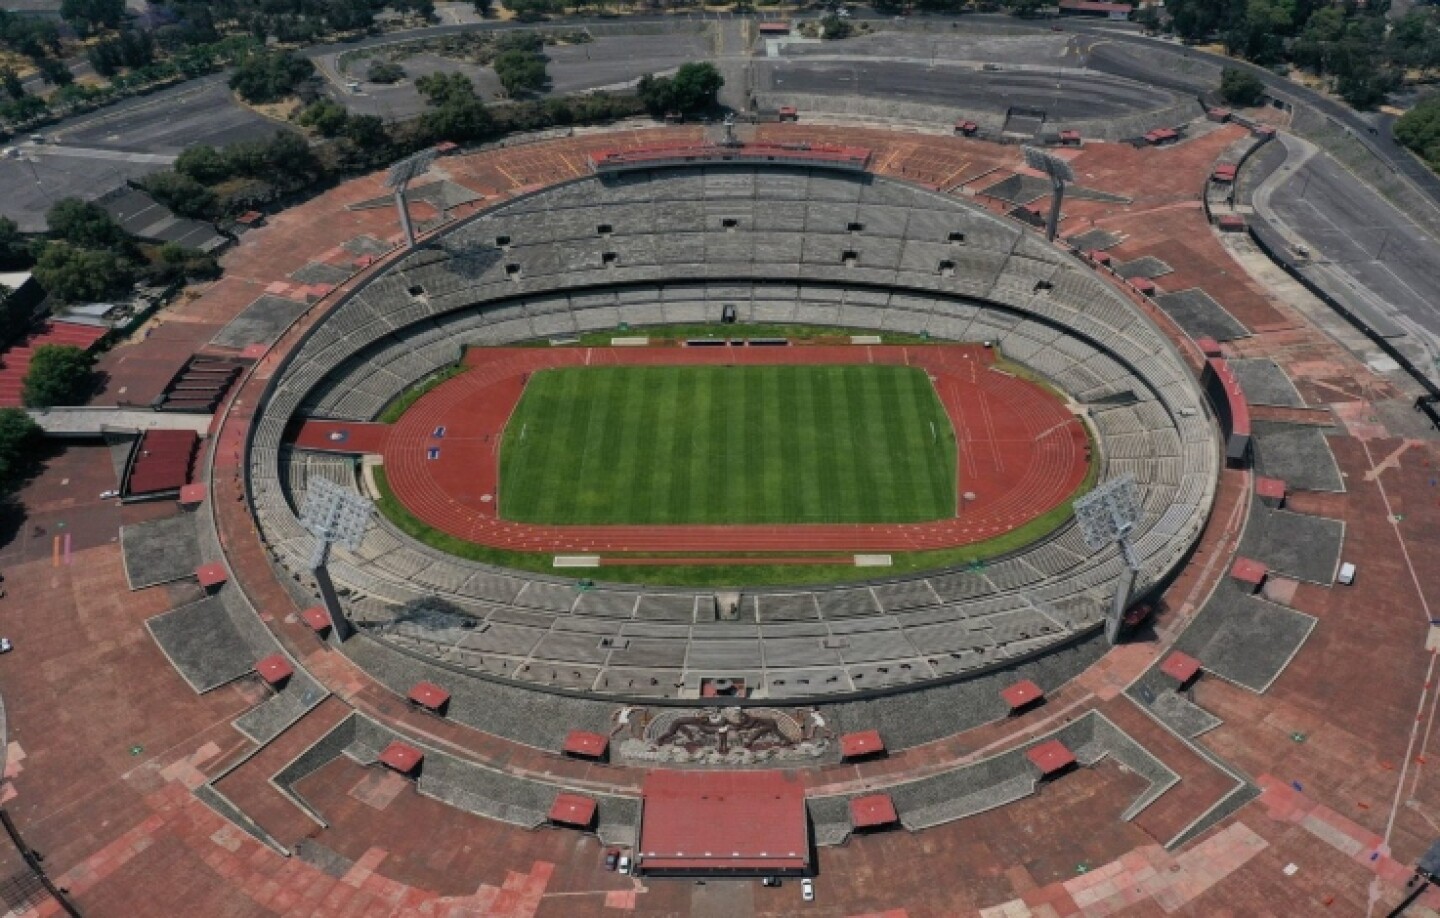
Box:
[855,555,893,567]
[553,555,601,568]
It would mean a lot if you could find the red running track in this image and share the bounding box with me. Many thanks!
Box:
[348,344,1089,553]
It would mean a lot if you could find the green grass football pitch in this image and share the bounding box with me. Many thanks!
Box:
[498,364,958,526]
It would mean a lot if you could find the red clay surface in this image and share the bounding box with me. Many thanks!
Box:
[370,343,1090,553]
[0,320,108,406]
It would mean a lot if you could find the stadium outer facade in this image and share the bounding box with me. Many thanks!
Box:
[244,144,1219,708]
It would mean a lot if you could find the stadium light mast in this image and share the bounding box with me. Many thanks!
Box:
[386,147,439,250]
[298,477,373,641]
[1022,145,1075,243]
[1073,474,1143,645]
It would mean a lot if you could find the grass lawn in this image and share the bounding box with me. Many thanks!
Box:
[498,364,957,526]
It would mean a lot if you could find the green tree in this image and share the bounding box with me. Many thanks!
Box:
[37,57,73,87]
[0,217,29,270]
[472,0,493,16]
[1395,94,1440,172]
[229,50,315,104]
[60,0,126,35]
[142,172,218,219]
[31,242,135,303]
[1004,0,1045,18]
[22,343,95,408]
[296,98,349,136]
[1219,67,1266,106]
[366,60,405,84]
[45,199,128,251]
[0,407,43,495]
[819,14,854,37]
[0,67,23,100]
[670,62,723,113]
[174,144,232,184]
[493,48,548,96]
[341,113,389,149]
[416,71,476,107]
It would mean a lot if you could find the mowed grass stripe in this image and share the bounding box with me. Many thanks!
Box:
[499,364,957,526]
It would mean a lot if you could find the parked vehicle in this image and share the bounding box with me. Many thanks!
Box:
[801,878,814,902]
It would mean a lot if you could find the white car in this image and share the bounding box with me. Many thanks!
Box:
[617,854,631,875]
[801,878,814,902]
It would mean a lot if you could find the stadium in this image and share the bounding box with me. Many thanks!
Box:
[5,23,1440,917]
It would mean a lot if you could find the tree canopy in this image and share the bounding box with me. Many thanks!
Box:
[22,343,96,409]
[32,242,135,303]
[229,49,315,104]
[1219,67,1266,107]
[0,408,42,496]
[1395,95,1440,174]
[45,199,129,251]
[637,62,724,117]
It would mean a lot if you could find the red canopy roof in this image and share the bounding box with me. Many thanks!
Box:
[301,606,332,632]
[408,681,451,710]
[178,483,207,506]
[1231,556,1268,585]
[839,730,885,759]
[549,793,598,827]
[1255,477,1287,500]
[1130,277,1157,294]
[195,562,228,588]
[849,794,899,829]
[379,741,424,774]
[1001,679,1044,710]
[1160,651,1202,685]
[1026,739,1077,776]
[1089,250,1112,265]
[562,730,609,758]
[255,654,294,686]
[638,771,809,873]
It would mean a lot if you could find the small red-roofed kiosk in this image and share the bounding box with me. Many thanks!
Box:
[1161,651,1203,688]
[1089,250,1112,267]
[408,681,450,715]
[1255,477,1287,508]
[434,141,459,154]
[1058,129,1082,146]
[955,119,979,136]
[1230,557,1268,593]
[1217,214,1247,233]
[234,211,264,229]
[549,793,598,829]
[849,794,899,832]
[255,654,293,688]
[195,562,227,591]
[301,606,332,636]
[1001,679,1044,714]
[839,730,886,761]
[778,106,799,122]
[1208,107,1232,123]
[1026,739,1077,778]
[379,741,423,776]
[562,730,609,762]
[178,483,206,509]
[1212,163,1238,184]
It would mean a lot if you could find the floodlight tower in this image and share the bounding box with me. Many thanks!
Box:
[1022,145,1075,243]
[299,477,374,641]
[719,113,742,149]
[385,147,439,250]
[1073,474,1143,645]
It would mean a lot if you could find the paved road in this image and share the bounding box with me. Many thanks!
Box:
[1255,134,1440,364]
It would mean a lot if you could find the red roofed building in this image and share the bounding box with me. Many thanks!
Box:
[637,771,809,876]
[1001,679,1044,712]
[839,730,886,760]
[955,120,979,136]
[379,741,424,775]
[758,21,790,34]
[1217,214,1247,232]
[1129,276,1157,296]
[195,562,228,590]
[1256,476,1287,507]
[1144,127,1179,146]
[178,483,206,507]
[1212,163,1238,183]
[849,794,899,830]
[549,793,597,828]
[1058,129,1082,146]
[255,654,294,687]
[562,730,609,761]
[301,606,332,634]
[126,430,199,497]
[777,106,799,122]
[1161,651,1203,687]
[408,681,451,713]
[1231,556,1268,591]
[1026,739,1077,776]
